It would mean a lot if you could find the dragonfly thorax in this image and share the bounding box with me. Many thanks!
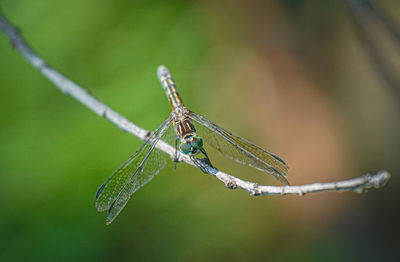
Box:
[179,135,203,155]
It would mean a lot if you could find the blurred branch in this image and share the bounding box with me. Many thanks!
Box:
[347,0,400,100]
[0,10,390,196]
[365,0,400,46]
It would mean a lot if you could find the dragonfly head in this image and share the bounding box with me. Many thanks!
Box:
[179,135,203,155]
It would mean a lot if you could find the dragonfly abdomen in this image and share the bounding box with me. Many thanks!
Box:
[158,65,184,109]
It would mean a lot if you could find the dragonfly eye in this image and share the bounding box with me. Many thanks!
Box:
[179,141,192,155]
[190,135,203,150]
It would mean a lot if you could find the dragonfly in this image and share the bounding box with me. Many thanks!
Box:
[95,66,289,224]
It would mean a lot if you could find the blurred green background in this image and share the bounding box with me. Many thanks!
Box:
[1,0,399,261]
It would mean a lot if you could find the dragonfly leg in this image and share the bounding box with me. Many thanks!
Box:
[190,148,214,174]
[200,148,214,168]
[190,156,208,173]
[174,137,179,169]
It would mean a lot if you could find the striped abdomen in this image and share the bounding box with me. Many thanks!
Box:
[157,65,184,109]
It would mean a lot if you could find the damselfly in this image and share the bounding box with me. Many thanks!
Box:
[95,66,289,224]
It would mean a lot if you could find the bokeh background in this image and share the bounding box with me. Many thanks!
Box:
[1,0,399,261]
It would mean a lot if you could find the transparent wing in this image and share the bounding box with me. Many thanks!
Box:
[95,114,174,224]
[189,110,289,185]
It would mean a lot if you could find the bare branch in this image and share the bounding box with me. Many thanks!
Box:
[206,168,390,196]
[0,10,390,196]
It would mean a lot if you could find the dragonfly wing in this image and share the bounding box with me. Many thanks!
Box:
[95,114,173,224]
[189,110,289,185]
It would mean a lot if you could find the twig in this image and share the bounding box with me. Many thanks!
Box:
[0,10,390,196]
